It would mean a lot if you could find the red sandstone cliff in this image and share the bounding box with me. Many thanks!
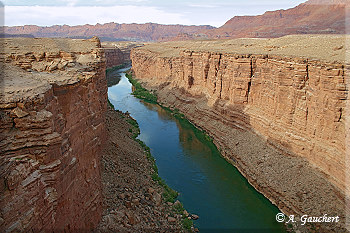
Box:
[102,41,143,68]
[174,0,350,40]
[206,0,348,38]
[103,47,125,69]
[0,37,107,231]
[130,35,349,231]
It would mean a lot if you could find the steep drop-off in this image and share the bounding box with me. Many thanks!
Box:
[102,41,143,68]
[131,35,349,231]
[0,37,107,231]
[103,47,125,69]
[95,107,186,232]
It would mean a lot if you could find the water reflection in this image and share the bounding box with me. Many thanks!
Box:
[107,68,286,232]
[106,69,122,87]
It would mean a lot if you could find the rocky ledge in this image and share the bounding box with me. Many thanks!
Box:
[0,37,107,232]
[0,37,189,232]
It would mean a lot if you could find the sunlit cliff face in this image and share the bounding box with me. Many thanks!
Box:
[130,35,348,232]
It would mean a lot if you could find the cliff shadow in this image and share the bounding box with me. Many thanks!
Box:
[0,1,4,100]
[345,4,350,231]
[163,83,349,231]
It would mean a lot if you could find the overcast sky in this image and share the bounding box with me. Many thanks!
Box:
[2,0,307,27]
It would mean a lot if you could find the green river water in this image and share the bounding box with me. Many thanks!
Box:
[108,67,286,232]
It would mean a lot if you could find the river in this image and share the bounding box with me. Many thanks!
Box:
[107,67,286,232]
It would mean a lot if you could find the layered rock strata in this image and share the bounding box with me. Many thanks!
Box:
[200,0,349,39]
[102,41,144,68]
[131,35,349,231]
[0,37,107,231]
[103,47,125,69]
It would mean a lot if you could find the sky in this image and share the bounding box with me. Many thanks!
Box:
[1,0,307,27]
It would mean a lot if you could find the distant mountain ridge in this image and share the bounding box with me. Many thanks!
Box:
[4,0,349,41]
[4,23,214,42]
[197,0,349,39]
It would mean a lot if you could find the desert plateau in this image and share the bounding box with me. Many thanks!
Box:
[0,0,349,232]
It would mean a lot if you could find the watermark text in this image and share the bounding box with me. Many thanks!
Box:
[276,213,340,225]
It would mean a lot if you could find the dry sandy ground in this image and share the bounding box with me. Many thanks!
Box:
[136,35,348,63]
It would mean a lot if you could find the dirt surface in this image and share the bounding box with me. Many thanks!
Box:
[1,37,103,104]
[94,107,189,232]
[136,35,348,63]
[2,37,101,54]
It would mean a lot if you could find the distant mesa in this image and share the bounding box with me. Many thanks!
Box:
[3,0,349,42]
[4,23,214,42]
[196,0,349,40]
[0,33,35,38]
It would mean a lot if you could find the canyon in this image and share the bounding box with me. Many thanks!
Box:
[0,37,185,232]
[130,35,349,231]
[0,37,107,231]
[102,41,143,68]
[1,2,349,228]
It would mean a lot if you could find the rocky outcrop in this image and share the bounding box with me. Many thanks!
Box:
[102,41,143,68]
[130,35,349,231]
[103,47,125,69]
[0,37,107,232]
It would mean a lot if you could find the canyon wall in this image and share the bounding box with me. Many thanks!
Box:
[103,47,125,68]
[0,37,107,231]
[131,35,349,230]
[102,41,143,68]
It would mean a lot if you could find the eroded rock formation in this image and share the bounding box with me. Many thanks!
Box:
[102,41,143,68]
[131,35,349,231]
[103,47,125,69]
[0,37,107,231]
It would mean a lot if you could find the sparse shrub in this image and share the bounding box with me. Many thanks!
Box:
[108,99,115,109]
[125,72,158,103]
[182,218,193,230]
[105,63,127,75]
[123,71,197,231]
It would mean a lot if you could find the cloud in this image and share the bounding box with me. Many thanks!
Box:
[63,0,79,7]
[93,0,149,4]
[3,1,307,27]
[4,5,192,26]
[188,4,218,8]
[122,0,149,3]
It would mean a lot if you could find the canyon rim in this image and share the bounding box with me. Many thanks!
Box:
[130,35,350,232]
[1,0,350,232]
